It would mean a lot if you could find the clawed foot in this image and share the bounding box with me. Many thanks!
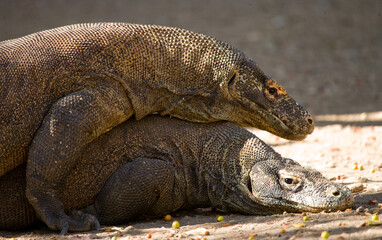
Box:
[26,187,100,234]
[58,210,100,235]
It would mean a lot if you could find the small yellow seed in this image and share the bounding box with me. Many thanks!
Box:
[172,220,180,229]
[164,214,172,221]
[248,235,256,240]
[371,168,376,173]
[280,228,286,233]
[353,165,358,170]
[303,216,309,221]
[217,216,224,222]
[372,215,379,221]
[359,165,364,170]
[321,231,329,239]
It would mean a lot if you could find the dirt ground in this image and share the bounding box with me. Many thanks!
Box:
[0,124,381,239]
[0,0,381,239]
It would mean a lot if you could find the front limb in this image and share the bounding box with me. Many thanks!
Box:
[87,158,180,225]
[26,85,132,234]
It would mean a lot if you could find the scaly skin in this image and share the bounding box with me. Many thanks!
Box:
[0,116,351,233]
[0,23,313,232]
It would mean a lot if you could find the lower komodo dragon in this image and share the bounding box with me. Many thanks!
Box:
[0,23,314,232]
[0,116,352,233]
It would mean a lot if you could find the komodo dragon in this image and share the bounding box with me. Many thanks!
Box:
[0,23,314,232]
[0,116,352,233]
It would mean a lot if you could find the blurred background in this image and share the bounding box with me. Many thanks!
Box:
[1,0,381,124]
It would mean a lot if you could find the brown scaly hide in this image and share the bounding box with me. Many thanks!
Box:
[0,23,313,177]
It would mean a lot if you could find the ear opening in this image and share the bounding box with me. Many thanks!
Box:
[247,177,253,194]
[228,71,238,87]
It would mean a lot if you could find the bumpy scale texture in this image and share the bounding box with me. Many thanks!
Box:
[0,116,351,232]
[0,23,314,232]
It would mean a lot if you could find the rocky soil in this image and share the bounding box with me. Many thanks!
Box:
[0,0,381,239]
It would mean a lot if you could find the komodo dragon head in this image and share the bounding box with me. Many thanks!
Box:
[210,157,353,215]
[167,57,314,141]
[246,158,354,213]
[222,59,315,141]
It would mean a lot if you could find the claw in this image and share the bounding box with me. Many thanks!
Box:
[81,212,101,231]
[93,216,101,230]
[59,221,69,235]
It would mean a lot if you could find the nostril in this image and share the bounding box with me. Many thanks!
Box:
[307,116,313,125]
[332,190,340,197]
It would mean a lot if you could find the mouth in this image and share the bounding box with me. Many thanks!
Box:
[243,105,310,141]
[260,194,354,213]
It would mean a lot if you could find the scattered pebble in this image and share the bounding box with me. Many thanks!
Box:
[321,231,329,239]
[172,221,180,229]
[164,214,172,221]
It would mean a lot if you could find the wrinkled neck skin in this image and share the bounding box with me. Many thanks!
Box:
[193,127,282,214]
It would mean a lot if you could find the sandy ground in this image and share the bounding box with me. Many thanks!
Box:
[0,0,381,239]
[0,122,381,240]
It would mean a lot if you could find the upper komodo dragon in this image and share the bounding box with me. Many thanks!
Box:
[0,23,314,233]
[0,116,351,233]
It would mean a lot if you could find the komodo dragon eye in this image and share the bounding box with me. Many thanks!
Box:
[268,87,277,95]
[284,178,293,184]
[279,170,302,192]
